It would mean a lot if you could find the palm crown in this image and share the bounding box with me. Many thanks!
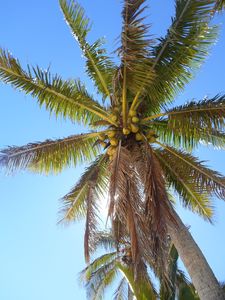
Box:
[1,0,225,298]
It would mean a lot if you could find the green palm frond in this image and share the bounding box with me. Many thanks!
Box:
[160,245,178,300]
[80,252,117,300]
[118,0,154,92]
[92,268,117,300]
[117,0,155,123]
[113,278,128,300]
[150,120,225,151]
[60,154,109,262]
[156,143,225,200]
[214,0,225,11]
[148,120,197,151]
[176,270,200,300]
[0,49,115,125]
[155,149,213,221]
[199,129,225,149]
[160,245,200,300]
[59,154,109,223]
[60,0,115,99]
[144,0,217,112]
[0,132,102,174]
[145,95,225,131]
[80,252,117,281]
[117,262,157,300]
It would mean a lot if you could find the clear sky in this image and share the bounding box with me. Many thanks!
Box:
[0,1,225,299]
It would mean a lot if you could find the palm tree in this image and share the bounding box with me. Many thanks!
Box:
[0,0,225,299]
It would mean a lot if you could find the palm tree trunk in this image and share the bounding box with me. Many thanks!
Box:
[167,209,225,300]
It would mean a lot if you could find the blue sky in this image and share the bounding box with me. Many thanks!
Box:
[0,1,225,299]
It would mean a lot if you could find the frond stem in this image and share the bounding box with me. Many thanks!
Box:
[142,105,225,123]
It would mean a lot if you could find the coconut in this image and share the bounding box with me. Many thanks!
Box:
[130,124,139,133]
[110,138,119,146]
[123,128,131,135]
[148,136,156,143]
[107,146,116,156]
[135,133,143,141]
[132,116,139,123]
[146,130,155,138]
[111,115,118,122]
[108,130,116,138]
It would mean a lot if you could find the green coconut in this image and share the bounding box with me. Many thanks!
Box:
[146,130,155,138]
[108,130,116,138]
[111,115,118,122]
[130,124,139,133]
[123,128,131,135]
[110,138,119,146]
[148,136,156,143]
[135,133,143,141]
[132,116,139,123]
[107,146,116,156]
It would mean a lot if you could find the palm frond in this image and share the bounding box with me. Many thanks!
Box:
[59,154,109,223]
[145,95,225,131]
[132,143,174,267]
[80,252,117,300]
[214,0,225,11]
[155,148,213,221]
[113,278,128,300]
[151,120,197,151]
[160,245,178,300]
[0,132,102,174]
[144,0,217,112]
[108,146,142,273]
[117,262,157,300]
[92,231,115,252]
[156,143,225,200]
[117,0,154,124]
[149,120,225,151]
[80,252,117,282]
[84,185,99,263]
[199,129,225,149]
[0,49,115,125]
[176,270,200,300]
[60,0,115,99]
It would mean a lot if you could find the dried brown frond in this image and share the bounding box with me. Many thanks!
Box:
[131,142,176,271]
[108,146,144,276]
[84,183,99,263]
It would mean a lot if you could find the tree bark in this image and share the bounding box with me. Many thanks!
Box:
[168,209,225,300]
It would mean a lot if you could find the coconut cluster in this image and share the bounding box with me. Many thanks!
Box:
[98,109,157,160]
